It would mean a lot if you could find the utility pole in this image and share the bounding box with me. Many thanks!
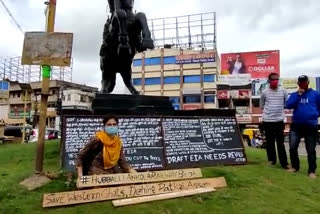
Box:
[21,90,27,144]
[35,0,56,174]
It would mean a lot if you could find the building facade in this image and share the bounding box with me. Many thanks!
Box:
[62,89,95,111]
[132,48,219,110]
[7,80,97,129]
[0,80,10,121]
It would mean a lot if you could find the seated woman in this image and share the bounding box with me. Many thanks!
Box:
[76,115,136,177]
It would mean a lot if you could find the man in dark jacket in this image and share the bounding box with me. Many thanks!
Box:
[286,75,320,178]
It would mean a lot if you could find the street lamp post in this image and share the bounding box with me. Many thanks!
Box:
[19,83,32,144]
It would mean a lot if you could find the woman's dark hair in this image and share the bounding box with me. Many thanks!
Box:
[103,115,119,125]
[268,72,279,80]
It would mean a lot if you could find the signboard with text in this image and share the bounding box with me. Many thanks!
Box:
[218,74,251,86]
[176,52,216,64]
[22,32,73,66]
[62,116,246,172]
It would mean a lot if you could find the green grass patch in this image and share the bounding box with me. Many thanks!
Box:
[0,142,319,214]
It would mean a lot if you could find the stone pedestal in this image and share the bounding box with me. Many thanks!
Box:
[92,93,174,115]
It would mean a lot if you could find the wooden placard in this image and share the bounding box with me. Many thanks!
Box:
[112,188,216,207]
[21,32,73,66]
[43,177,226,208]
[77,168,202,188]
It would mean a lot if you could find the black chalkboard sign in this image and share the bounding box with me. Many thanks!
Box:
[163,117,245,168]
[62,117,165,172]
[118,117,164,170]
[62,116,246,172]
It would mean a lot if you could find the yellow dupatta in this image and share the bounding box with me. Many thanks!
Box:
[96,131,122,169]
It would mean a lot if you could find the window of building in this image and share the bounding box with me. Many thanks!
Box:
[133,78,142,86]
[80,95,87,102]
[164,76,180,84]
[145,77,161,85]
[145,57,161,66]
[62,95,66,101]
[204,95,216,103]
[163,56,176,64]
[67,94,71,101]
[252,98,260,107]
[48,103,56,108]
[4,82,8,90]
[183,95,201,103]
[172,104,180,110]
[133,59,142,67]
[183,75,201,83]
[204,74,216,82]
[17,92,20,98]
[169,97,180,104]
[233,99,250,107]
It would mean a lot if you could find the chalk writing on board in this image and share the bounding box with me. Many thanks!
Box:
[163,117,245,167]
[62,116,246,171]
[118,118,164,169]
[63,117,165,171]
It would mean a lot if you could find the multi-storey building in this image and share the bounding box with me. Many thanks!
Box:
[7,80,97,129]
[131,48,219,110]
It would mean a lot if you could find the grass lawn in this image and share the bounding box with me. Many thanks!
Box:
[0,141,319,214]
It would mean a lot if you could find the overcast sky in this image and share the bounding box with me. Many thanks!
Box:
[1,0,320,92]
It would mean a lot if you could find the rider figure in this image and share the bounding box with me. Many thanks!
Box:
[107,0,154,53]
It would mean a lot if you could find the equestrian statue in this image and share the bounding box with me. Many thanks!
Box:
[100,0,154,94]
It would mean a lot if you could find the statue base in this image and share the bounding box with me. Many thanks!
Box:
[92,93,174,115]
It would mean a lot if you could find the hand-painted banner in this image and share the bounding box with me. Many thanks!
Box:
[43,177,226,208]
[77,168,202,188]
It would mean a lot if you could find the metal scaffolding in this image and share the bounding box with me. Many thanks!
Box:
[149,12,216,50]
[0,56,73,83]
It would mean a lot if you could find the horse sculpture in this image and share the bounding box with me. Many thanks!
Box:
[100,0,154,94]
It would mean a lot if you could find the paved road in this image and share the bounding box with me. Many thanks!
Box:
[284,142,320,157]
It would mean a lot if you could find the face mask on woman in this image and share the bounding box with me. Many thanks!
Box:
[105,126,118,136]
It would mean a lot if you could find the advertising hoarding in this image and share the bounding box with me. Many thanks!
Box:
[221,50,280,78]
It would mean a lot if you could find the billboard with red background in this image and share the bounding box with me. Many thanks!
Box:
[221,50,280,78]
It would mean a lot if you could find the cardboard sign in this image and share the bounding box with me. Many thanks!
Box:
[112,188,216,207]
[77,168,202,188]
[43,177,226,208]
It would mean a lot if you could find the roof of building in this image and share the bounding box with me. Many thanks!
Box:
[8,80,98,92]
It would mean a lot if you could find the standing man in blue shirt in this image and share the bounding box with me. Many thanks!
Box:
[286,75,320,178]
[260,73,289,169]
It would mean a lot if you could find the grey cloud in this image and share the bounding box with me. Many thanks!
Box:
[1,0,320,88]
[55,9,106,62]
[282,50,320,65]
[283,66,319,78]
[197,0,320,33]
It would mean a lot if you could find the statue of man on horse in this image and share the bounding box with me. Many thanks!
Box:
[100,0,154,95]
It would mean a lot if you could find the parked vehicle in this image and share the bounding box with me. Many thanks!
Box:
[29,128,61,143]
[2,126,32,143]
[242,127,266,148]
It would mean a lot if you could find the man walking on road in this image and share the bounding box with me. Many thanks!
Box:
[286,75,320,178]
[260,73,290,169]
